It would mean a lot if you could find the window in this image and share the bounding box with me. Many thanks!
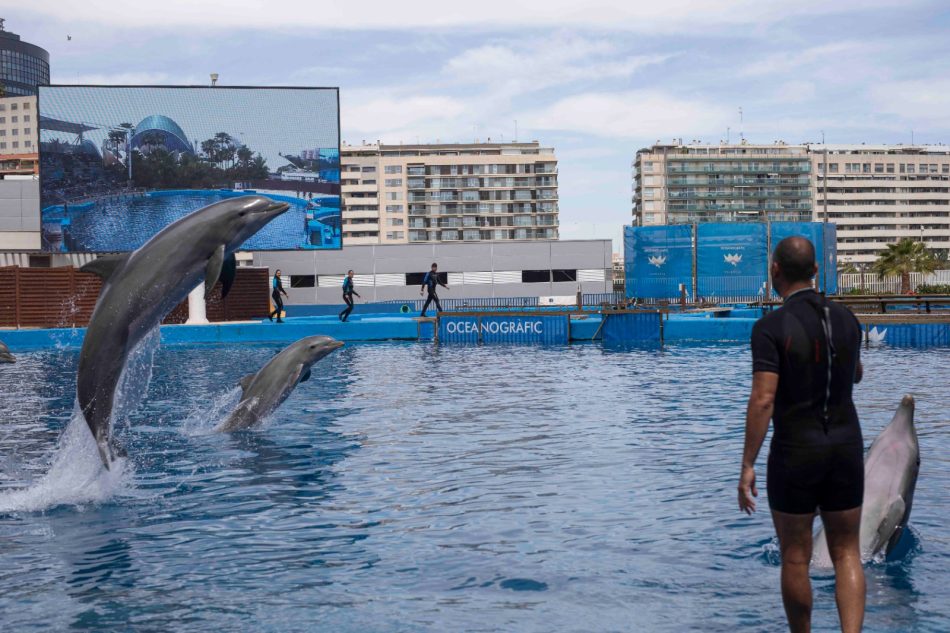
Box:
[10,103,17,111]
[23,115,30,122]
[11,116,17,123]
[24,140,31,147]
[643,201,655,211]
[362,179,376,185]
[384,178,403,187]
[552,269,577,282]
[386,231,405,240]
[944,165,949,174]
[385,204,404,212]
[388,218,404,226]
[900,164,906,173]
[862,163,871,173]
[23,128,30,135]
[644,213,655,223]
[828,163,838,173]
[11,141,17,148]
[11,129,17,136]
[0,130,5,137]
[874,163,883,173]
[907,164,915,174]
[386,192,402,200]
[289,275,315,288]
[887,163,895,173]
[642,161,654,172]
[0,117,4,124]
[522,270,551,283]
[406,271,446,286]
[384,165,402,174]
[643,188,655,199]
[361,166,376,173]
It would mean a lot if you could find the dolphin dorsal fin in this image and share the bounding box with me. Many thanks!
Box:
[80,254,128,281]
[238,373,255,396]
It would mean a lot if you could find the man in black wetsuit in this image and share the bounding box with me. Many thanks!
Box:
[269,269,289,323]
[340,269,360,322]
[738,236,865,633]
[419,262,448,317]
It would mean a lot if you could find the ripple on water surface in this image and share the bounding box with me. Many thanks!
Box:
[0,342,947,632]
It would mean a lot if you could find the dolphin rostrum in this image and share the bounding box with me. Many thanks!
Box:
[0,340,14,363]
[78,195,289,468]
[216,335,344,432]
[813,395,920,566]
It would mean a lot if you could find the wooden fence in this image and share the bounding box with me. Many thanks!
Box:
[0,266,270,328]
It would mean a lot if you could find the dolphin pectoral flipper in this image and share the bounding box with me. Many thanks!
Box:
[220,252,237,299]
[871,497,906,554]
[81,254,129,280]
[300,369,311,383]
[205,245,226,299]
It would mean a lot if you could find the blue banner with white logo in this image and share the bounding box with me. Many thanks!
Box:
[770,222,837,295]
[439,315,569,344]
[624,225,694,299]
[696,223,768,299]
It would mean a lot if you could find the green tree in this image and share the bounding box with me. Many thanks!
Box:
[872,238,939,294]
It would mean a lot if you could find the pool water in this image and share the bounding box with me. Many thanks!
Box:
[0,343,947,632]
[48,191,340,251]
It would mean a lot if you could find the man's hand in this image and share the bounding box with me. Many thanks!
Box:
[419,289,424,296]
[738,465,758,514]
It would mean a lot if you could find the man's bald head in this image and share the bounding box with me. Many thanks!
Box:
[773,236,816,283]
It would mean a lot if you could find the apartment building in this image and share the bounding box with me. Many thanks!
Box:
[811,144,950,265]
[632,141,812,226]
[0,95,38,173]
[341,141,559,245]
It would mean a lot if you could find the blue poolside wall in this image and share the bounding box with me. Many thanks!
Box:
[3,309,948,351]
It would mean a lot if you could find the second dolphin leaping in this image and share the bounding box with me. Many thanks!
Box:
[216,335,344,432]
[78,195,290,469]
[0,340,14,363]
[813,395,920,566]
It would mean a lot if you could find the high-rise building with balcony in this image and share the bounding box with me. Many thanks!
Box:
[341,141,558,245]
[632,142,812,226]
[811,144,950,265]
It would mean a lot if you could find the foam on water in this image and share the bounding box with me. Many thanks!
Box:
[179,386,244,435]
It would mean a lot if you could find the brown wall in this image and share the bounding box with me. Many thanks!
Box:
[0,266,270,328]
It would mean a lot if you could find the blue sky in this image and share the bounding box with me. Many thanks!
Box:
[10,1,950,250]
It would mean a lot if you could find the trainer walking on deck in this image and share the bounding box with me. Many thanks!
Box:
[738,236,866,633]
[269,269,289,323]
[420,262,448,317]
[340,270,360,322]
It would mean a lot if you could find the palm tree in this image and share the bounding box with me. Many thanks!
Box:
[872,238,939,294]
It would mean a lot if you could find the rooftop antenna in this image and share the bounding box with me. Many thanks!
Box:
[514,119,518,142]
[739,107,744,141]
[726,127,730,144]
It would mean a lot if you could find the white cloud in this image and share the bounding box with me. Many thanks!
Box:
[341,90,471,143]
[870,79,950,127]
[20,0,916,32]
[772,80,817,104]
[443,35,670,94]
[48,71,191,85]
[523,90,731,140]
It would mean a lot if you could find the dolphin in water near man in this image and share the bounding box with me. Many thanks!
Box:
[216,335,343,432]
[0,340,14,363]
[813,395,920,567]
[78,195,289,468]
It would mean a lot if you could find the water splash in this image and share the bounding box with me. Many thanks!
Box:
[0,411,134,513]
[0,328,162,513]
[180,386,243,436]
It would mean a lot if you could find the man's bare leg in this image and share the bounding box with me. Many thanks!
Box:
[820,506,865,633]
[772,510,816,633]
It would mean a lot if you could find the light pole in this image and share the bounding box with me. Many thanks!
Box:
[821,131,828,293]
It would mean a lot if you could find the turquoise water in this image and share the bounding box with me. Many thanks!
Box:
[45,191,340,251]
[0,342,947,631]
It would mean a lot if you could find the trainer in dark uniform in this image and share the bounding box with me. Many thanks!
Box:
[419,262,448,317]
[340,269,360,322]
[269,269,288,323]
[738,236,866,633]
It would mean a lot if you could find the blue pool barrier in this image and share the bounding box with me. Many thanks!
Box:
[601,312,663,344]
[438,314,570,344]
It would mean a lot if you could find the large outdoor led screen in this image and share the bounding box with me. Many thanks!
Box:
[38,85,341,252]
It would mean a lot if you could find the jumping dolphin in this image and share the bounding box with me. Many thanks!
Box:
[78,196,290,468]
[0,340,14,363]
[216,335,343,432]
[813,395,920,566]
